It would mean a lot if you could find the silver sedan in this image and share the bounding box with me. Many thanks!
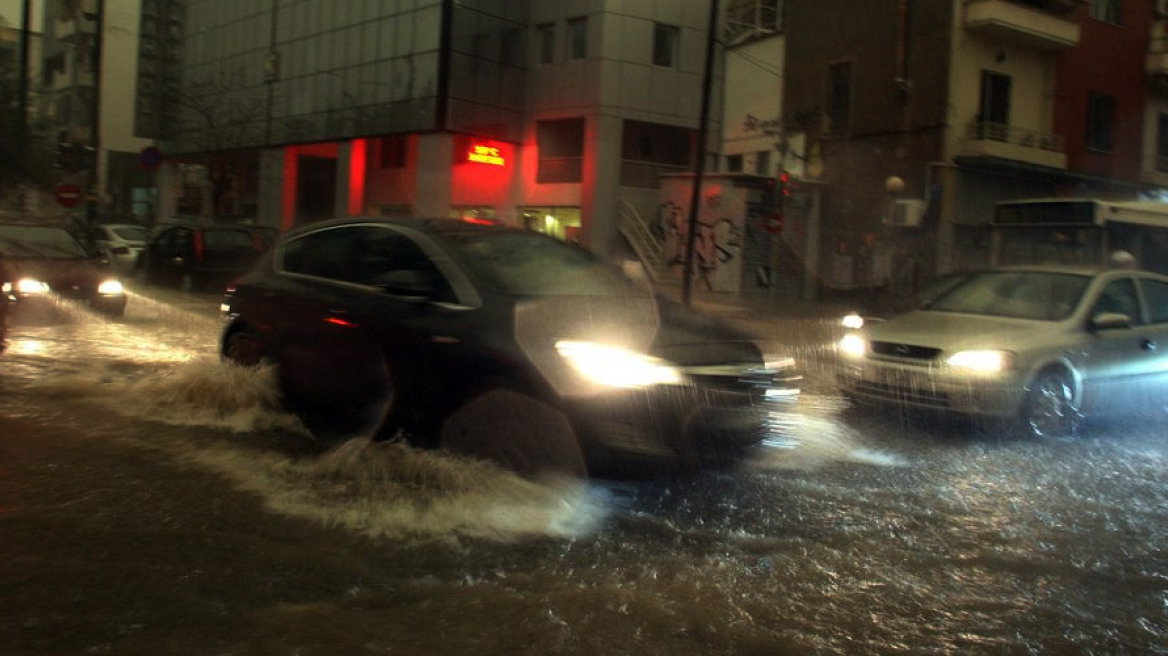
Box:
[836,266,1168,437]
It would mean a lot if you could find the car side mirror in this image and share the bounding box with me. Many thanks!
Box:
[1089,312,1131,332]
[376,269,439,301]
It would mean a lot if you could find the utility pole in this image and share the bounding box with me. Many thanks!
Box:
[17,0,31,153]
[88,0,105,226]
[681,0,719,307]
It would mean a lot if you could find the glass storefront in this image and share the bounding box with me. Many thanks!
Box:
[520,207,582,242]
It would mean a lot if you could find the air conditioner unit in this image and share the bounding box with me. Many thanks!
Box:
[888,199,926,228]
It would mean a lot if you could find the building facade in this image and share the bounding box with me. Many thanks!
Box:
[152,0,723,261]
[40,0,156,219]
[784,0,1165,297]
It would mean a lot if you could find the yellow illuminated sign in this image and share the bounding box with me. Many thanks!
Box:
[467,144,505,167]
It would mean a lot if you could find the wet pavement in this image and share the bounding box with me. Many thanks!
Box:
[1,284,1167,655]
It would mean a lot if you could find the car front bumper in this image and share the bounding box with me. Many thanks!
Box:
[565,366,802,471]
[835,359,1027,418]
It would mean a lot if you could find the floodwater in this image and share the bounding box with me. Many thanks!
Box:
[2,287,1167,655]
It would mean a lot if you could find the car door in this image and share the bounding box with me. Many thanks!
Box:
[1080,275,1163,413]
[1132,275,1168,410]
[271,224,473,428]
[156,227,195,286]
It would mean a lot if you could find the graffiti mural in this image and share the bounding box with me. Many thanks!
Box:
[662,208,742,291]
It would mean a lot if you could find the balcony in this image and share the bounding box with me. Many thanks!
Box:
[49,68,95,92]
[964,0,1081,50]
[959,121,1067,170]
[53,16,97,43]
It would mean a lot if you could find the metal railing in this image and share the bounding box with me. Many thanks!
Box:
[967,121,1064,152]
[617,200,668,283]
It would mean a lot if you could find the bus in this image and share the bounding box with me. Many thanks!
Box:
[990,198,1168,275]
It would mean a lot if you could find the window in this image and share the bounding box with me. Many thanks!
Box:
[568,16,587,60]
[500,28,522,66]
[826,61,852,135]
[1141,278,1168,324]
[1089,0,1121,24]
[724,0,782,42]
[726,154,744,173]
[978,71,1012,141]
[755,150,771,176]
[380,136,406,169]
[1091,278,1142,324]
[620,120,697,187]
[537,22,555,65]
[281,226,453,301]
[653,23,679,68]
[1087,92,1116,153]
[537,118,585,183]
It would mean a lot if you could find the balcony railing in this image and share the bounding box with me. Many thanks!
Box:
[964,0,1081,49]
[962,121,1067,169]
[53,17,97,43]
[969,122,1063,151]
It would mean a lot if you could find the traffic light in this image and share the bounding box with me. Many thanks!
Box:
[779,170,793,201]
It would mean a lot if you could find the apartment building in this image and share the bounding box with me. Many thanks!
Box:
[41,0,155,218]
[783,0,1163,294]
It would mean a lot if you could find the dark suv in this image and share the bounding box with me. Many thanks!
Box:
[140,222,267,292]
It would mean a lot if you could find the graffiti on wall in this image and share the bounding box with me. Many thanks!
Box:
[659,200,743,291]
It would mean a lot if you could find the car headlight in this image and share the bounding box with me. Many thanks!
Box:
[838,333,867,359]
[947,349,1014,373]
[15,278,50,295]
[555,340,683,388]
[841,312,865,330]
[97,280,124,296]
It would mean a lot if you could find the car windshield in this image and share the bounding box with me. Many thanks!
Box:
[922,270,1091,321]
[443,229,646,297]
[0,225,90,259]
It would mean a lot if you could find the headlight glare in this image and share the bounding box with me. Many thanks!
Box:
[838,334,867,359]
[555,340,683,388]
[16,278,50,295]
[841,313,865,330]
[947,349,1013,372]
[97,280,124,295]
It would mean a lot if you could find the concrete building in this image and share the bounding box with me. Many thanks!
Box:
[153,0,726,262]
[783,0,1166,297]
[41,0,156,219]
[0,9,43,211]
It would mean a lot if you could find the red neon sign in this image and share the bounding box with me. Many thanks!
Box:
[467,143,505,167]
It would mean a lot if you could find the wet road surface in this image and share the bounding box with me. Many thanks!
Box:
[1,284,1167,655]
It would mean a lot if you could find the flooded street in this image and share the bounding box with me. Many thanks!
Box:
[2,287,1167,655]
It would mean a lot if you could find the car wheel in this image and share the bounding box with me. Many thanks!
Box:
[222,327,265,367]
[1021,368,1080,439]
[440,388,586,478]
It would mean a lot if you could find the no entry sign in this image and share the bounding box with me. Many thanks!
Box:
[55,183,83,208]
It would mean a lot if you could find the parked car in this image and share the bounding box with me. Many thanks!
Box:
[220,217,801,476]
[140,222,267,292]
[90,223,148,276]
[0,221,127,317]
[836,266,1168,437]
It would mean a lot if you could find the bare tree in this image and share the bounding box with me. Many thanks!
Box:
[168,73,267,220]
